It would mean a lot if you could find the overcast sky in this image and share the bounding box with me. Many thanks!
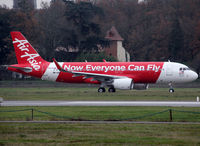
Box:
[0,0,51,9]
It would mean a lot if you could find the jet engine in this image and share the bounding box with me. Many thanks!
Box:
[133,83,149,90]
[111,78,148,90]
[111,78,134,90]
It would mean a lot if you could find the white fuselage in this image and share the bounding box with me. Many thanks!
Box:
[157,62,198,83]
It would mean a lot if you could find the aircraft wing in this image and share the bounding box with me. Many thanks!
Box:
[52,58,125,81]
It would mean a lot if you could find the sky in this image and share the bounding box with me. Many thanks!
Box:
[0,0,51,9]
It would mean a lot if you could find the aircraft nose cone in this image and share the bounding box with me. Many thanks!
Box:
[192,71,198,81]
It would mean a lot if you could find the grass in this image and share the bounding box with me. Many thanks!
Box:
[0,123,200,145]
[0,86,200,122]
[0,106,200,122]
[0,84,200,145]
[0,87,200,101]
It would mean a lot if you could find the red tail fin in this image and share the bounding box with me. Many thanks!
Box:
[10,31,46,71]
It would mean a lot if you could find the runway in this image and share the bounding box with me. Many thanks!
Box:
[1,101,200,107]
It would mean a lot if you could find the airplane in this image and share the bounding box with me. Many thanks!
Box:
[4,31,198,92]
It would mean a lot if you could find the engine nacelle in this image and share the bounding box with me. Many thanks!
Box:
[112,78,133,90]
[133,83,149,90]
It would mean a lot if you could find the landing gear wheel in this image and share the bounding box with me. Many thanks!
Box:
[169,88,174,93]
[168,82,174,93]
[108,87,116,92]
[98,87,106,93]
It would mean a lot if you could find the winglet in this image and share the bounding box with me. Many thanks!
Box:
[103,59,107,62]
[53,58,66,72]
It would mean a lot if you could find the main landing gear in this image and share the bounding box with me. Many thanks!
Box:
[108,87,116,92]
[98,87,106,93]
[168,82,175,93]
[98,87,116,92]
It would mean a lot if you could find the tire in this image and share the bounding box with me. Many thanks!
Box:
[169,89,174,93]
[108,88,116,92]
[98,87,105,92]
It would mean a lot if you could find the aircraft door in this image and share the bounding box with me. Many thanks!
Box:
[166,65,173,76]
[163,63,174,82]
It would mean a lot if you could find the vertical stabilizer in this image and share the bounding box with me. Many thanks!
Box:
[10,31,46,71]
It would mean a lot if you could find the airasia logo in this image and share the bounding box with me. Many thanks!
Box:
[13,38,40,71]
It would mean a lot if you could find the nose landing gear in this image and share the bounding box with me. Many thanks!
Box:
[169,88,175,93]
[168,82,174,93]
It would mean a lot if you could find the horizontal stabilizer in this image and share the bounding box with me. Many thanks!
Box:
[3,65,32,73]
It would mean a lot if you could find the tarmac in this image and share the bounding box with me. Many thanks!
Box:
[1,101,200,107]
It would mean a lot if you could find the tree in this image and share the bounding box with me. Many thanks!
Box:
[0,7,12,65]
[190,20,200,74]
[37,0,68,61]
[168,18,184,61]
[75,52,117,62]
[64,1,109,52]
[17,0,35,13]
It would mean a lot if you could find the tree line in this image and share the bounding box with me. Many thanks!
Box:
[0,0,200,74]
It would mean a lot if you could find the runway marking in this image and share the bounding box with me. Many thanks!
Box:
[1,101,200,107]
